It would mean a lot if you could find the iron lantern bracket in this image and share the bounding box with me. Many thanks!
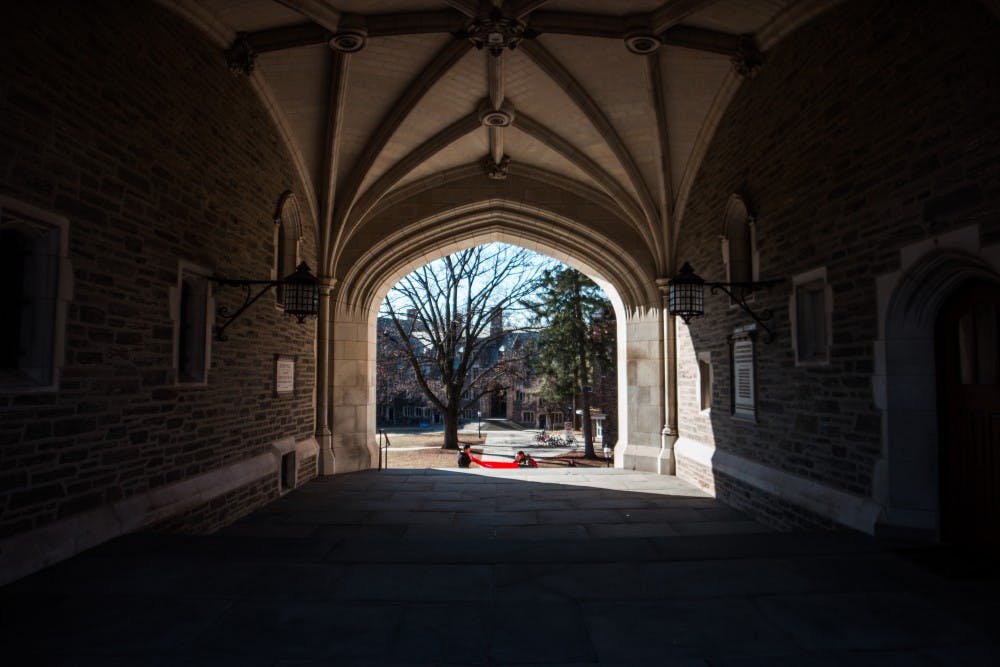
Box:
[704,279,783,343]
[208,277,282,342]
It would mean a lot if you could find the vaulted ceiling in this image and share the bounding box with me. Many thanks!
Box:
[163,0,834,288]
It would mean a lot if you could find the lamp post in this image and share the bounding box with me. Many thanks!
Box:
[477,410,482,439]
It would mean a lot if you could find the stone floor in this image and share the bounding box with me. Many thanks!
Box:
[2,467,999,665]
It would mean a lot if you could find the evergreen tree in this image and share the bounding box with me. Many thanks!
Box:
[526,267,614,458]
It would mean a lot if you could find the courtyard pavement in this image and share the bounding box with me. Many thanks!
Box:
[481,429,582,460]
[2,467,999,665]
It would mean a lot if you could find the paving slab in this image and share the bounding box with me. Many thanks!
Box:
[2,467,998,664]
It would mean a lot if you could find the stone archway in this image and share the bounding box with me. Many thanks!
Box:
[321,202,671,475]
[875,233,1000,538]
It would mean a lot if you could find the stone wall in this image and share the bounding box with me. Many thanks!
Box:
[149,475,281,535]
[674,0,1000,528]
[0,0,318,541]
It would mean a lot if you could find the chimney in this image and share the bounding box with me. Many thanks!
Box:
[490,307,503,337]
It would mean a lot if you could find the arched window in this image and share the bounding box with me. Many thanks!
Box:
[720,194,758,298]
[274,191,303,307]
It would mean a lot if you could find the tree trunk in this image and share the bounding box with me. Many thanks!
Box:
[441,407,460,450]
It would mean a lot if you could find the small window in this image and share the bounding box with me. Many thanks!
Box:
[281,451,296,491]
[956,303,999,385]
[274,192,302,307]
[522,411,534,423]
[0,199,70,391]
[172,263,212,384]
[791,268,832,366]
[697,352,712,412]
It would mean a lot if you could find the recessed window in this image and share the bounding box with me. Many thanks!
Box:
[172,262,213,384]
[273,191,302,308]
[0,198,70,391]
[697,352,712,412]
[281,451,296,491]
[791,268,832,366]
[956,303,999,385]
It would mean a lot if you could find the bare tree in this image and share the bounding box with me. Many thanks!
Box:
[380,244,550,449]
[375,335,422,424]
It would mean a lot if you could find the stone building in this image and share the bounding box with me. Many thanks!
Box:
[2,0,999,583]
[375,312,541,427]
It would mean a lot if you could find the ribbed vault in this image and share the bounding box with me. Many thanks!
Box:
[161,0,834,290]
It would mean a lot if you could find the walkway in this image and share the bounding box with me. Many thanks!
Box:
[2,468,998,664]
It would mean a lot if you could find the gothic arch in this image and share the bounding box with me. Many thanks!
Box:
[324,195,668,475]
[877,245,1000,536]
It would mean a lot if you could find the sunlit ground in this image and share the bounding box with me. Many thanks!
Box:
[377,432,611,468]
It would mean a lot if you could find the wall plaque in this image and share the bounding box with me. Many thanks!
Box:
[730,328,756,420]
[275,355,295,394]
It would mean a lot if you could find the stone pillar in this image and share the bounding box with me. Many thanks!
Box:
[316,277,335,474]
[615,305,668,471]
[657,279,677,475]
[329,302,374,473]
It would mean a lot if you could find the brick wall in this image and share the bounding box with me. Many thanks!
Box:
[676,0,1000,522]
[0,0,318,537]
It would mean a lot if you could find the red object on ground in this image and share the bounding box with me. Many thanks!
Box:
[468,454,536,469]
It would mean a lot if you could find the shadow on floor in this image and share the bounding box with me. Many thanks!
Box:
[2,468,999,665]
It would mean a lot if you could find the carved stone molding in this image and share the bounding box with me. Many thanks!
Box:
[485,154,511,180]
[225,32,257,75]
[329,28,367,53]
[479,104,514,127]
[731,34,764,78]
[624,31,662,55]
[464,9,533,56]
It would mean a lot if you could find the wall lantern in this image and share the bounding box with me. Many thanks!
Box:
[667,262,782,342]
[210,262,319,341]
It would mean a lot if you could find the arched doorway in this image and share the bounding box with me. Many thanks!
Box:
[935,280,1000,548]
[877,241,1000,540]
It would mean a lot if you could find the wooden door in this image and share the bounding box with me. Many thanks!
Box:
[936,280,1000,548]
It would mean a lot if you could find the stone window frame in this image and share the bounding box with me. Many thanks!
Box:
[789,267,833,366]
[170,259,214,386]
[697,350,713,413]
[273,191,303,309]
[0,195,73,393]
[720,193,759,304]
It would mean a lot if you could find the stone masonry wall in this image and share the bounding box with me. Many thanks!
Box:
[0,1,318,537]
[149,474,281,535]
[676,0,1000,517]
